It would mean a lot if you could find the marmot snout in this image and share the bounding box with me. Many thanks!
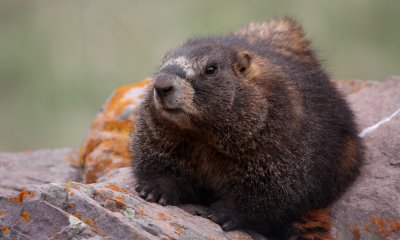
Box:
[131,17,363,240]
[153,71,195,123]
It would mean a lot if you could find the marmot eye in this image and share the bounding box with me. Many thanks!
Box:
[205,65,218,75]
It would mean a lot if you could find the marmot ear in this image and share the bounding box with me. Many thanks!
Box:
[234,51,251,75]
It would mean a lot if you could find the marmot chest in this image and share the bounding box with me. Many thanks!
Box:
[178,141,232,190]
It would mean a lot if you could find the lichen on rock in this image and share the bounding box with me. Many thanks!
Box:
[1,77,400,239]
[79,79,151,183]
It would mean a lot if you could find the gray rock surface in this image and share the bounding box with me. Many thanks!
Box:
[1,77,400,239]
[0,181,258,239]
[331,76,400,239]
[0,149,82,195]
[349,76,400,131]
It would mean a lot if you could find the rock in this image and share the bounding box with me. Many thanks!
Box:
[1,76,400,239]
[0,149,81,195]
[97,167,134,185]
[0,182,258,239]
[79,79,151,183]
[348,76,400,131]
[331,76,400,239]
[333,79,379,96]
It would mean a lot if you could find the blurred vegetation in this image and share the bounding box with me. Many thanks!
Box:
[1,0,399,151]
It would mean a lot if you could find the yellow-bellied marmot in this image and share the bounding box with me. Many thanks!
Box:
[131,17,363,239]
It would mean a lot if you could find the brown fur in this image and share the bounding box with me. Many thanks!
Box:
[132,18,363,239]
[232,17,316,64]
[339,134,359,174]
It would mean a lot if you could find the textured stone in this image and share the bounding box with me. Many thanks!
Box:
[79,79,150,183]
[348,76,400,130]
[1,77,400,239]
[0,149,81,195]
[0,182,258,240]
[333,79,379,96]
[331,76,400,239]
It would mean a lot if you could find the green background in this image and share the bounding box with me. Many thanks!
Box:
[1,0,399,151]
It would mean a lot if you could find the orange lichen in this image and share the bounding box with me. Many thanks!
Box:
[0,210,8,216]
[83,218,106,237]
[157,212,168,220]
[108,196,126,209]
[350,85,366,94]
[79,138,102,163]
[175,226,185,235]
[9,190,31,205]
[84,156,113,184]
[83,218,93,225]
[106,184,128,194]
[115,196,125,203]
[21,211,31,222]
[105,80,150,116]
[105,85,136,115]
[64,151,81,167]
[79,79,151,183]
[65,182,80,190]
[364,216,400,238]
[169,222,185,235]
[351,225,361,240]
[390,219,400,231]
[84,171,98,185]
[107,138,132,159]
[167,212,176,218]
[103,120,132,133]
[136,209,146,216]
[69,203,75,209]
[1,226,10,235]
[365,223,370,232]
[73,211,82,219]
[65,186,75,196]
[333,79,371,96]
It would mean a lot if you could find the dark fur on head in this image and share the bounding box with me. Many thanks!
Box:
[131,17,363,239]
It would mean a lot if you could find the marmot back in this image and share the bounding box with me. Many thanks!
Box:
[131,17,363,239]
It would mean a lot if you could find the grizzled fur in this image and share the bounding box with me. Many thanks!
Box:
[131,17,363,239]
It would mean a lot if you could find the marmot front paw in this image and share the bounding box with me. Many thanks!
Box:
[194,208,243,231]
[135,183,177,206]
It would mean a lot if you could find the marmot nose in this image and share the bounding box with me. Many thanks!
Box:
[154,75,175,99]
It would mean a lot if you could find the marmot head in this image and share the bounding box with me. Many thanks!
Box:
[151,39,260,129]
[149,18,312,132]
